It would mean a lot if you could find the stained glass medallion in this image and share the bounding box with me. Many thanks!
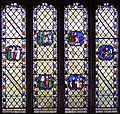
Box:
[69,75,87,90]
[36,74,53,90]
[67,31,83,46]
[5,45,22,61]
[33,3,57,113]
[1,3,26,113]
[99,45,114,61]
[37,31,53,46]
[95,3,118,113]
[64,3,88,113]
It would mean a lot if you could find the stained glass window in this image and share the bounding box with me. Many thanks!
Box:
[64,3,88,113]
[1,3,26,113]
[33,3,57,113]
[95,3,118,113]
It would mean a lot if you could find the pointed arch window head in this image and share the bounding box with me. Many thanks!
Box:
[33,3,57,113]
[64,3,88,113]
[95,3,118,38]
[95,3,118,113]
[1,3,26,113]
[2,3,26,38]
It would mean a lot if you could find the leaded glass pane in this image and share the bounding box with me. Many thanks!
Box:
[64,3,88,113]
[1,3,26,113]
[33,3,57,113]
[95,3,118,113]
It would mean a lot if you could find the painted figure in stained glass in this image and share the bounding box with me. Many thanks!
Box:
[68,31,83,46]
[37,74,53,90]
[6,45,22,61]
[69,75,84,90]
[37,31,53,46]
[99,45,113,60]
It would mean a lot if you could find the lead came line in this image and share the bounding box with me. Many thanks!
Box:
[6,69,22,94]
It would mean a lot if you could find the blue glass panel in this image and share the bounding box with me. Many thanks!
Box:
[99,45,113,60]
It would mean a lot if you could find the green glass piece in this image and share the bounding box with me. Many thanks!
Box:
[49,77,53,88]
[68,33,72,43]
[108,52,112,56]
[38,33,43,44]
[40,81,43,88]
[7,50,11,59]
[34,44,37,48]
